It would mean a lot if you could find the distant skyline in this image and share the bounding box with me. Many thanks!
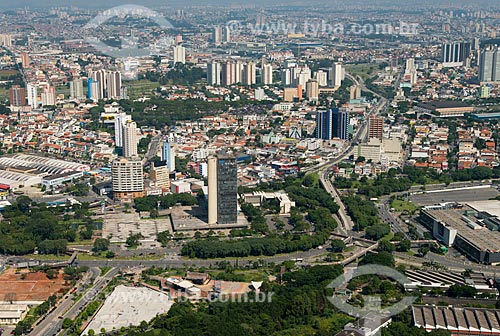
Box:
[0,0,499,9]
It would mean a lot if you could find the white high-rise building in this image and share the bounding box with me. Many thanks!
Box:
[262,64,273,84]
[114,113,132,148]
[315,70,328,87]
[213,26,222,44]
[223,26,231,43]
[405,58,415,73]
[41,84,56,106]
[331,62,343,87]
[207,61,221,85]
[123,120,138,158]
[27,83,38,108]
[69,78,84,99]
[281,68,292,86]
[173,45,186,64]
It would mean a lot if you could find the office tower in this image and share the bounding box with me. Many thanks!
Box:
[262,64,273,84]
[441,42,471,67]
[21,52,30,68]
[212,26,222,44]
[305,79,319,101]
[332,109,350,140]
[41,85,56,106]
[207,61,221,85]
[349,85,361,100]
[173,45,186,64]
[111,158,144,202]
[161,140,176,172]
[208,154,238,225]
[479,47,500,82]
[26,83,38,108]
[9,85,26,107]
[315,110,333,140]
[114,113,132,148]
[69,78,84,99]
[315,70,328,86]
[243,62,256,86]
[106,71,122,99]
[175,35,183,44]
[331,62,343,87]
[123,120,138,158]
[150,161,170,190]
[368,115,384,141]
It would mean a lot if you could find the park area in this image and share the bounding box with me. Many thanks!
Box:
[390,199,419,213]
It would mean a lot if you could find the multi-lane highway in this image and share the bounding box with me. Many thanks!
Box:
[29,267,100,336]
[29,267,119,336]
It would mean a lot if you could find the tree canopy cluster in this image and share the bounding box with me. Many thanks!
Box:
[0,196,95,255]
[112,265,359,336]
[181,232,329,259]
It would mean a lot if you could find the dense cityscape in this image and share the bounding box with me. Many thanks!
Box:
[0,1,500,335]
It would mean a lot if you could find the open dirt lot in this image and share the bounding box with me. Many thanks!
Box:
[0,268,69,302]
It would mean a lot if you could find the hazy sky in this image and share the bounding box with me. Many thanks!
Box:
[0,0,496,9]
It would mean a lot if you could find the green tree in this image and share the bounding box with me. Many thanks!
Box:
[93,238,110,252]
[331,239,346,253]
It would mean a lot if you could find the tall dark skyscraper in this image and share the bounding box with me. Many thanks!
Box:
[332,109,350,140]
[208,154,238,225]
[315,109,333,140]
[315,108,350,140]
[441,42,471,67]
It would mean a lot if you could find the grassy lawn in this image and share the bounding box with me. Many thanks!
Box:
[125,79,160,99]
[390,199,419,213]
[0,69,19,78]
[380,231,394,242]
[344,64,378,80]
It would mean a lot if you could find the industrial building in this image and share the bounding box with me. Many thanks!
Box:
[0,154,90,190]
[415,101,475,118]
[404,269,498,296]
[0,304,29,325]
[419,201,500,264]
[413,305,500,335]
